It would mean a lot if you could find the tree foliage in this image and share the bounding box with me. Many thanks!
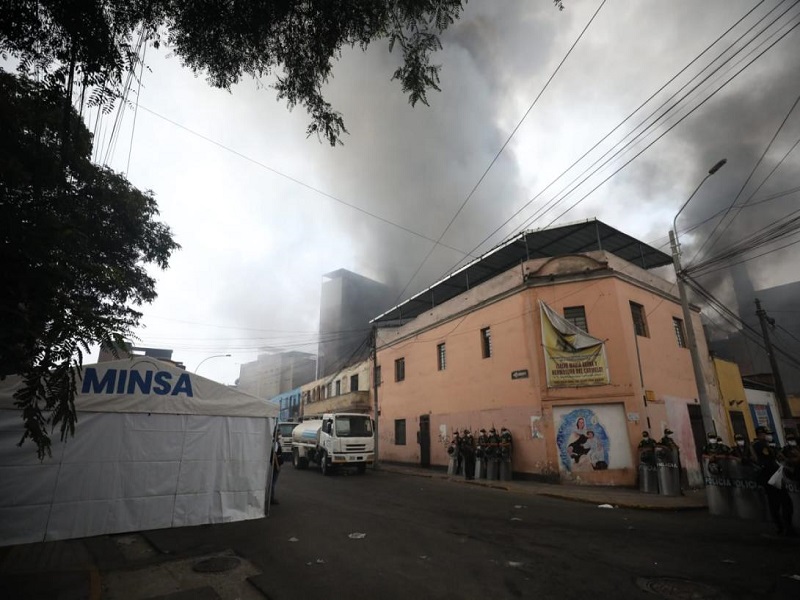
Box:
[0,71,179,458]
[0,0,473,145]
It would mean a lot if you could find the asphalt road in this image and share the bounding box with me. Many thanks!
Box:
[143,466,800,600]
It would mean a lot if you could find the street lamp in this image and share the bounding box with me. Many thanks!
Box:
[195,354,231,374]
[668,158,726,439]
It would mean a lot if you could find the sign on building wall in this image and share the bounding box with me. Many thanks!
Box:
[539,300,610,387]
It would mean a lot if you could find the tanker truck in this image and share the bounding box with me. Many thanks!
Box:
[291,412,374,475]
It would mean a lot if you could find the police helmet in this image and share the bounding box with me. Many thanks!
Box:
[734,433,745,440]
[755,426,771,435]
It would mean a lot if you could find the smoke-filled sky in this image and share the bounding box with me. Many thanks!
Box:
[78,0,799,385]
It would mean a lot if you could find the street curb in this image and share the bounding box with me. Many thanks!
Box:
[535,492,708,511]
[379,465,708,511]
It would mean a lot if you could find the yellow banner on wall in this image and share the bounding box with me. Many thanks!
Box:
[540,300,610,388]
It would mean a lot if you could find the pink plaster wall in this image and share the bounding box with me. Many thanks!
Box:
[376,253,712,486]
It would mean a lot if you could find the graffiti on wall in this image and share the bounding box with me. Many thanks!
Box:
[555,408,610,472]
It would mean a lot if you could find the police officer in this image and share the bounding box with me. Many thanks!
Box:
[500,426,513,461]
[638,431,656,449]
[752,426,794,536]
[461,429,476,480]
[476,428,489,463]
[660,428,677,448]
[702,432,730,456]
[782,432,800,483]
[730,433,751,462]
[487,427,500,462]
[448,431,462,475]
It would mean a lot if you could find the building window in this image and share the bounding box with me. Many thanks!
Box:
[375,365,381,387]
[395,358,405,382]
[564,306,588,333]
[437,343,446,371]
[395,419,406,445]
[481,327,492,358]
[327,382,332,398]
[350,374,359,391]
[335,379,341,396]
[630,302,649,337]
[673,317,687,348]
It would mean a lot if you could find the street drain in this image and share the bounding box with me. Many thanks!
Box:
[192,556,242,573]
[636,577,724,599]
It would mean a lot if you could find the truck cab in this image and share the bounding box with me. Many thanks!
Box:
[277,421,300,461]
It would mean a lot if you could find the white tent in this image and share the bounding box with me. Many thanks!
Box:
[0,358,278,546]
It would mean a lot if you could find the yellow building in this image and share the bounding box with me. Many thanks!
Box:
[712,357,756,442]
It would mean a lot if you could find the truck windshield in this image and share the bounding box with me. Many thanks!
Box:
[335,416,373,438]
[278,423,297,438]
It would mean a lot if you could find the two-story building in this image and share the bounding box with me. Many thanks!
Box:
[372,220,726,487]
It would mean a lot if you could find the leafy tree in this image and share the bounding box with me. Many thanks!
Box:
[0,71,179,458]
[0,0,471,145]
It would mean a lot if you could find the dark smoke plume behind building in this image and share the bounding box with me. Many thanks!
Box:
[317,269,394,378]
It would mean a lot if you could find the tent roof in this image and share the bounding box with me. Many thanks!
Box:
[0,358,278,418]
[372,219,672,325]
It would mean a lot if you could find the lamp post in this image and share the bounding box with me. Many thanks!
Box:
[669,158,726,438]
[195,353,231,374]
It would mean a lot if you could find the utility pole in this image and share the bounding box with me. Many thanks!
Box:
[668,158,727,438]
[755,298,791,419]
[371,326,380,469]
[669,230,716,437]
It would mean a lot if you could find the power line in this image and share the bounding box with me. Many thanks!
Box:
[389,0,607,306]
[541,13,800,228]
[135,104,470,257]
[420,0,781,287]
[510,0,795,233]
[688,90,800,266]
[684,274,800,371]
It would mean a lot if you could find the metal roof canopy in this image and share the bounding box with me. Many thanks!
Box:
[372,219,672,325]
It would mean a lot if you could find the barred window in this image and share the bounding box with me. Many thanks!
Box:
[395,358,405,382]
[630,302,649,337]
[481,327,492,358]
[564,306,588,333]
[673,317,687,348]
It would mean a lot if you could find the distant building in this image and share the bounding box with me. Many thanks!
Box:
[237,351,316,400]
[98,342,185,369]
[317,269,393,378]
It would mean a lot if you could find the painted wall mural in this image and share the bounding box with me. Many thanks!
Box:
[553,404,633,473]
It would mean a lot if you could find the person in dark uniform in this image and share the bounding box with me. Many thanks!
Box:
[702,432,730,456]
[752,426,794,536]
[782,432,800,483]
[448,431,462,474]
[500,426,513,461]
[476,428,489,460]
[487,427,500,462]
[730,433,751,462]
[461,429,476,480]
[270,438,283,505]
[660,428,677,448]
[638,431,656,449]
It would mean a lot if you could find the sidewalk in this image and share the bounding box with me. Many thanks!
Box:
[378,463,709,510]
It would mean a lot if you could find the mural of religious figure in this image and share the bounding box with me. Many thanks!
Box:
[556,409,610,472]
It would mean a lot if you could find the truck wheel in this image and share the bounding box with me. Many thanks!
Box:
[356,463,367,474]
[320,451,329,476]
[293,448,308,470]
